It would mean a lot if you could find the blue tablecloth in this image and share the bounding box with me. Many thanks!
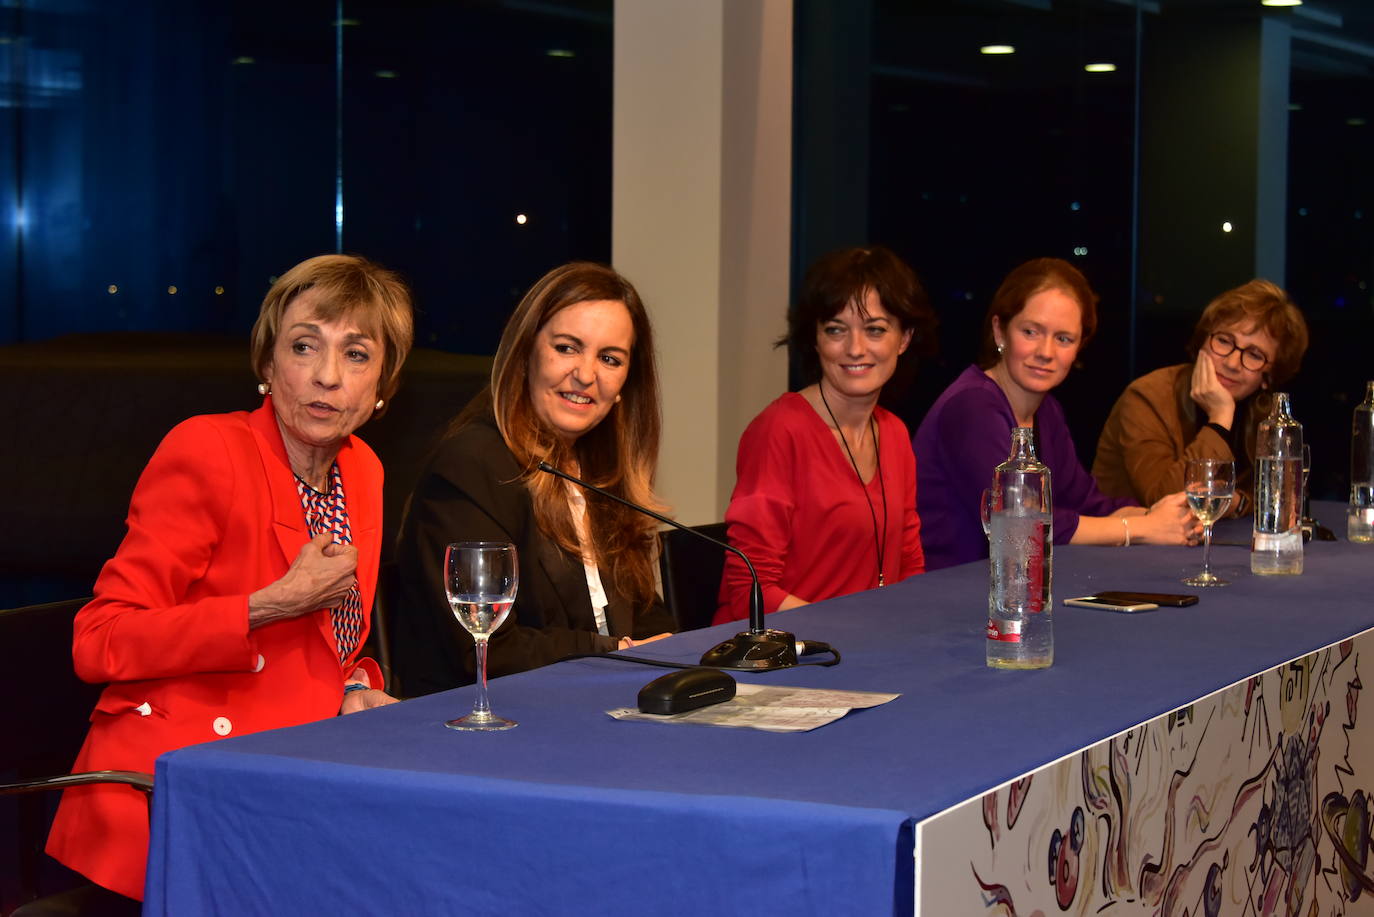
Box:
[144,503,1372,915]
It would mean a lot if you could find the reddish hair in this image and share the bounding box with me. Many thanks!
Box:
[977,258,1099,368]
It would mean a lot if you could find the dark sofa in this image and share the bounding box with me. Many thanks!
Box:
[0,333,491,609]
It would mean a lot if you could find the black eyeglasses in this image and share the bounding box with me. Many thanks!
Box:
[1207,332,1270,372]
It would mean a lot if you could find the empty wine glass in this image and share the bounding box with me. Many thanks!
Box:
[1182,458,1235,587]
[444,542,519,731]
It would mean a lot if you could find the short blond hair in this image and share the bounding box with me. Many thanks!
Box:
[250,254,415,409]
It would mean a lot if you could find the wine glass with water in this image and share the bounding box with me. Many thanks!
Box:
[444,541,519,731]
[1182,459,1235,587]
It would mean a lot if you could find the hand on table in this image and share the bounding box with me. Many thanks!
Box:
[618,633,673,650]
[1128,492,1203,545]
[340,688,399,715]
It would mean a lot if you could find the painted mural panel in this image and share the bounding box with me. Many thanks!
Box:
[916,632,1373,916]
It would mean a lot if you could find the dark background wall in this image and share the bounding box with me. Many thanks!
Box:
[794,0,1373,506]
[2,0,1372,611]
[1,0,616,353]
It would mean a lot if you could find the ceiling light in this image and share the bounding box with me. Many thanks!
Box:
[1260,0,1301,6]
[1084,63,1116,73]
[980,45,1015,55]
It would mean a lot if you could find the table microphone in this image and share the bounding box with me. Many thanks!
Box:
[536,461,800,670]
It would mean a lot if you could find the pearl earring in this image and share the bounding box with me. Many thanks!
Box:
[375,399,385,411]
[615,395,622,404]
[996,343,1005,355]
[257,382,270,396]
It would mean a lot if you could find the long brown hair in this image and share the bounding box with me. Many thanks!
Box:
[459,262,663,611]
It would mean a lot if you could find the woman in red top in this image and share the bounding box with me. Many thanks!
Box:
[46,255,413,905]
[715,246,935,624]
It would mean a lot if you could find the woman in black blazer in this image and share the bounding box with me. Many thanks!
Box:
[393,263,675,695]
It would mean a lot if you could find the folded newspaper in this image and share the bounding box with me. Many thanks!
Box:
[607,682,899,733]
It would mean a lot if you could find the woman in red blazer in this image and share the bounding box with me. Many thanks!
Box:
[46,254,414,903]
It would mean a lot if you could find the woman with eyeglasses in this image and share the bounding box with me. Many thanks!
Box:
[1093,279,1310,512]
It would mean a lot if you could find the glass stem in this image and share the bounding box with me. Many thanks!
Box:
[472,636,492,719]
[1201,524,1214,576]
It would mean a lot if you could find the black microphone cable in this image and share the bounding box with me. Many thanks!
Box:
[558,641,841,670]
[535,461,840,671]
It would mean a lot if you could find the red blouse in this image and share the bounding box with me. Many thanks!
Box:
[714,392,925,624]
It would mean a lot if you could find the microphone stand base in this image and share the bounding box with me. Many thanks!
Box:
[699,629,798,670]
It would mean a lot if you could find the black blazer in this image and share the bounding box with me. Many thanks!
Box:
[392,411,675,696]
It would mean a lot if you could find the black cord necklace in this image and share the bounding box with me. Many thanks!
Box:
[818,382,889,587]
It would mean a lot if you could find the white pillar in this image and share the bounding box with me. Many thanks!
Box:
[613,0,793,524]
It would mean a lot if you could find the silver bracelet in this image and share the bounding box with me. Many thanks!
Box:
[1121,516,1132,547]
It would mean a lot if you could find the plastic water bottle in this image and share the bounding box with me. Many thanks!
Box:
[986,426,1054,669]
[1252,392,1304,574]
[1351,381,1374,543]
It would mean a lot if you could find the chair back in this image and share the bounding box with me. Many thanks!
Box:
[658,523,728,632]
[366,560,400,697]
[0,598,100,912]
[1,599,98,777]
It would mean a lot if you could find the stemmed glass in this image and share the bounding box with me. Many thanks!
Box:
[1300,443,1314,537]
[1298,444,1338,541]
[1182,459,1235,587]
[444,542,519,731]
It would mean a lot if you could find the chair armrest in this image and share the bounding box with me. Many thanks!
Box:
[0,770,153,798]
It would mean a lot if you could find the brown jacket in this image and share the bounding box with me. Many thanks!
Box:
[1093,364,1255,512]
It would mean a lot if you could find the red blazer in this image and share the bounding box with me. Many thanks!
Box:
[46,398,384,900]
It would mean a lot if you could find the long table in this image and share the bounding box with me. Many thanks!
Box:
[143,504,1374,915]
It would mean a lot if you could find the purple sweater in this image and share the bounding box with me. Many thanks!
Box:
[913,365,1135,570]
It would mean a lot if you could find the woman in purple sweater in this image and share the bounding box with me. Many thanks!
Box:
[913,258,1198,570]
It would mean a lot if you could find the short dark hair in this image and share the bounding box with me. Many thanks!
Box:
[780,245,937,383]
[1187,279,1308,385]
[978,258,1099,369]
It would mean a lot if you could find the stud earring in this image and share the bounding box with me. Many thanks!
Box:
[257,382,270,396]
[375,399,385,411]
[996,343,1005,355]
[615,395,622,404]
